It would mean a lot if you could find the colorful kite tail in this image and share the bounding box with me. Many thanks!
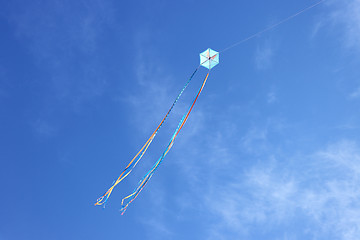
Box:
[120,71,210,214]
[95,66,200,206]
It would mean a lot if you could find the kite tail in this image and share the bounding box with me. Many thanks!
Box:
[120,71,210,214]
[95,66,200,206]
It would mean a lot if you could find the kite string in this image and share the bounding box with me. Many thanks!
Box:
[95,65,200,206]
[220,0,325,53]
[120,71,211,214]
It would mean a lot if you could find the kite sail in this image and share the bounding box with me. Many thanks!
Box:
[95,48,219,214]
[200,48,219,69]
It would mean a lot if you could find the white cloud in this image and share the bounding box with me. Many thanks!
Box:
[314,0,360,51]
[139,183,173,239]
[240,118,286,155]
[349,87,360,99]
[333,0,360,50]
[267,89,277,104]
[5,1,115,107]
[203,140,360,239]
[241,126,268,153]
[124,31,181,135]
[32,119,57,137]
[10,0,115,58]
[254,41,274,70]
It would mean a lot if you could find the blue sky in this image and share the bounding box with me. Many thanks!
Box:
[1,0,360,239]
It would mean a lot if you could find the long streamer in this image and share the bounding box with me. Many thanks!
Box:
[95,66,200,206]
[120,71,210,214]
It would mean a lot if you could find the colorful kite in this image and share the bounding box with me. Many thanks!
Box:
[95,48,219,214]
[95,0,325,214]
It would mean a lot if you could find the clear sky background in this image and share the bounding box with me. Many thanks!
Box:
[1,0,360,239]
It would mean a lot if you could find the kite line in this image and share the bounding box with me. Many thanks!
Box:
[220,0,325,53]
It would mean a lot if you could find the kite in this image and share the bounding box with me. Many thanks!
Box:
[95,48,219,214]
[95,0,324,214]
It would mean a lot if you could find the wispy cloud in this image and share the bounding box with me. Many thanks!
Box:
[349,87,360,99]
[313,0,360,51]
[124,31,179,134]
[6,0,115,107]
[267,88,277,104]
[241,126,268,152]
[203,140,360,239]
[240,118,286,155]
[31,119,57,138]
[331,0,360,50]
[254,40,274,70]
[9,0,115,58]
[139,183,173,238]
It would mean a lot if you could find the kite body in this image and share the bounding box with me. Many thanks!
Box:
[95,48,219,214]
[200,48,219,69]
